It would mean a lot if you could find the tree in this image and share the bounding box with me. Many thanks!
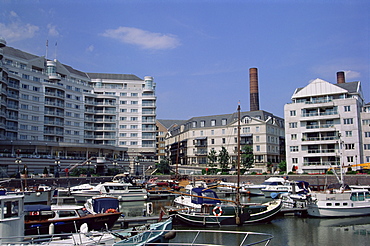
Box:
[278,160,287,173]
[207,149,218,167]
[241,145,254,171]
[156,158,171,175]
[218,147,230,170]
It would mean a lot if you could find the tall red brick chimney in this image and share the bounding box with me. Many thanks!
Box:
[249,67,260,111]
[337,71,345,84]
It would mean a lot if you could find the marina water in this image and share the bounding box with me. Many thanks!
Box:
[117,195,370,246]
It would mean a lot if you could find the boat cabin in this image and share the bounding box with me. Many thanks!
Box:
[190,188,219,205]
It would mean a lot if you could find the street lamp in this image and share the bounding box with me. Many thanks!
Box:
[54,158,60,178]
[15,157,21,179]
[87,160,92,177]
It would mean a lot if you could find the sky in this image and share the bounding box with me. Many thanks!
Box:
[1,0,369,120]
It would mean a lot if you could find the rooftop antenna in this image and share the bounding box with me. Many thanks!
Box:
[45,40,48,58]
[54,41,58,60]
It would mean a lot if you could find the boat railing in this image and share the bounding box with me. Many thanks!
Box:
[113,229,273,246]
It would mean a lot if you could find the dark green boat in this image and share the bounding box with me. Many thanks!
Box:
[173,199,282,227]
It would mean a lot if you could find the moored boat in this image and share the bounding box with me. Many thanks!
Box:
[307,184,370,217]
[24,198,122,235]
[71,181,148,203]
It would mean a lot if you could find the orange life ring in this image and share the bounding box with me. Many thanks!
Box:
[105,208,117,213]
[212,206,223,216]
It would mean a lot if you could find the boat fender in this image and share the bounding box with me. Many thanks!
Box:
[80,223,89,233]
[212,206,223,216]
[163,230,177,239]
[36,192,41,197]
[48,223,54,235]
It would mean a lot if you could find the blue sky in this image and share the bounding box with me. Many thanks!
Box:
[1,0,369,119]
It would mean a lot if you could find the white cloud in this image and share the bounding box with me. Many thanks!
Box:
[343,70,361,80]
[101,26,180,50]
[0,22,39,42]
[47,23,59,37]
[86,45,94,52]
[0,11,39,42]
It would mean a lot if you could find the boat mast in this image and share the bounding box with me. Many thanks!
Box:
[236,102,241,207]
[235,102,242,225]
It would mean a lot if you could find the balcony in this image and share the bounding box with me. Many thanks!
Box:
[307,149,336,154]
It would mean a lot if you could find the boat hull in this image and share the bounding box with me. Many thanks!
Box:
[25,212,122,235]
[173,200,282,227]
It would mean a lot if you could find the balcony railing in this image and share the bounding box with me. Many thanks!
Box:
[303,136,339,141]
[307,149,336,153]
[302,111,338,117]
[306,124,334,129]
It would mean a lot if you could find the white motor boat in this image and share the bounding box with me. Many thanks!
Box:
[260,177,309,198]
[307,184,370,217]
[72,182,148,203]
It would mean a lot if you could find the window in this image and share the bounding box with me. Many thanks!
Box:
[32,96,39,101]
[365,132,370,138]
[120,141,127,145]
[131,141,138,145]
[120,109,127,112]
[364,144,370,150]
[131,93,138,96]
[120,93,127,96]
[292,158,298,163]
[211,120,216,126]
[32,116,39,121]
[290,110,296,116]
[345,131,352,137]
[200,130,204,136]
[363,119,370,125]
[222,129,225,134]
[345,144,354,150]
[22,84,29,89]
[120,125,127,129]
[131,117,138,121]
[347,156,354,162]
[21,104,28,110]
[290,146,299,152]
[256,126,260,132]
[256,136,260,142]
[243,127,250,133]
[131,109,138,113]
[291,134,297,140]
[21,94,29,99]
[344,106,351,112]
[120,101,127,104]
[344,118,353,124]
[256,145,260,151]
[222,119,227,125]
[192,122,197,128]
[131,133,138,137]
[120,133,127,137]
[200,121,205,127]
[131,101,138,105]
[222,138,226,144]
[130,125,138,129]
[289,122,297,128]
[211,130,214,135]
[211,139,215,144]
[33,86,40,92]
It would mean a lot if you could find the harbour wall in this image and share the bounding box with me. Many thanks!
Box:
[2,174,369,189]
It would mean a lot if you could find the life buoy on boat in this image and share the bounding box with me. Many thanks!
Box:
[212,206,223,216]
[105,208,117,213]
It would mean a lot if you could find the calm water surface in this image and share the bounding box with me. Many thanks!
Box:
[118,195,370,246]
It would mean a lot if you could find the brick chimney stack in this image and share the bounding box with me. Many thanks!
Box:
[249,67,260,111]
[337,71,345,84]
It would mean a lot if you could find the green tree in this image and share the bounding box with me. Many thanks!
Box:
[218,147,230,170]
[207,149,218,167]
[156,158,171,175]
[241,145,254,171]
[278,160,287,173]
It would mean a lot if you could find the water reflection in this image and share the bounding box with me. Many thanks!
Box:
[127,195,370,246]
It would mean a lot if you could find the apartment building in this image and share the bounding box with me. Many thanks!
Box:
[284,72,369,174]
[165,110,285,173]
[0,38,155,176]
